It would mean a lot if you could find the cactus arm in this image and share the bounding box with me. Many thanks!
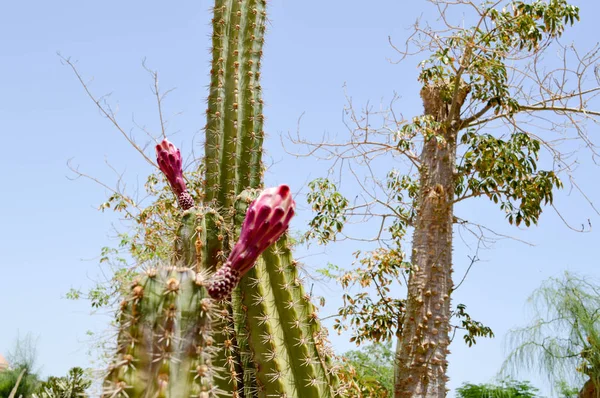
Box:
[216,0,243,210]
[267,238,341,392]
[239,263,294,396]
[237,0,266,190]
[231,288,258,398]
[206,0,267,204]
[178,274,216,398]
[204,0,230,204]
[103,269,219,398]
[261,241,334,397]
[175,208,225,273]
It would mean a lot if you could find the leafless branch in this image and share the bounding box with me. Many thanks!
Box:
[59,54,157,167]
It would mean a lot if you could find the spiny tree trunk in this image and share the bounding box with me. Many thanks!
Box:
[394,81,468,398]
[579,378,597,398]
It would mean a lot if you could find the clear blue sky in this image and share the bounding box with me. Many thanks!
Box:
[1,0,599,396]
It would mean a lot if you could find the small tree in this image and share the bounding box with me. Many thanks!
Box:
[456,379,539,398]
[35,367,91,398]
[503,273,600,397]
[0,334,41,398]
[339,341,395,397]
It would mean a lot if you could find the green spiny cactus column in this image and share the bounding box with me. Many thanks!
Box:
[104,0,341,396]
[204,0,266,209]
[202,1,341,394]
[230,190,340,397]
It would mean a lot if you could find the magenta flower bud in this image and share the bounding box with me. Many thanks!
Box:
[156,139,194,210]
[208,185,296,300]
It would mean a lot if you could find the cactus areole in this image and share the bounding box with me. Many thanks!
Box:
[207,184,296,299]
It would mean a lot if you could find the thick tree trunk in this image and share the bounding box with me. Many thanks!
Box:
[394,82,468,397]
[579,378,597,398]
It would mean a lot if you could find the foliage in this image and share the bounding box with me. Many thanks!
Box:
[34,367,91,398]
[0,367,41,398]
[554,380,579,398]
[305,178,349,244]
[0,333,42,398]
[456,379,539,398]
[335,248,407,345]
[503,272,600,395]
[337,341,394,397]
[454,304,495,347]
[456,131,562,227]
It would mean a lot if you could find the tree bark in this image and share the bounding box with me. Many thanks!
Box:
[579,378,597,398]
[394,81,468,397]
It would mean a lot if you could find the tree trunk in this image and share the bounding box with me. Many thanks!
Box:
[394,81,468,397]
[579,378,597,398]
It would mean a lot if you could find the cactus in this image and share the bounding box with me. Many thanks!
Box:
[102,0,340,397]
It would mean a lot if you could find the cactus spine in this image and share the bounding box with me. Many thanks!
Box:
[103,0,339,397]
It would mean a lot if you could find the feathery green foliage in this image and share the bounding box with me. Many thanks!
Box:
[503,273,600,396]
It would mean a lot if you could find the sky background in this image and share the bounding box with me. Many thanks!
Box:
[1,0,600,396]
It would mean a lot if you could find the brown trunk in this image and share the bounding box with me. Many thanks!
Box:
[579,378,597,398]
[394,81,468,398]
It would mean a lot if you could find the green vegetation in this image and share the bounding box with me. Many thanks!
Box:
[504,273,600,397]
[456,379,539,398]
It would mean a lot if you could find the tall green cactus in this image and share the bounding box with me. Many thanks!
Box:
[102,1,340,397]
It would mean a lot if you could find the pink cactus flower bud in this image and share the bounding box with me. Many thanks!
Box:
[208,185,296,300]
[156,139,194,210]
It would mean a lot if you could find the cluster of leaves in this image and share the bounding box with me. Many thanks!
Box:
[34,367,91,398]
[456,378,539,398]
[554,380,579,398]
[419,0,579,116]
[335,342,394,398]
[386,170,418,240]
[334,248,408,345]
[305,178,349,244]
[456,131,562,227]
[453,304,495,347]
[398,115,442,148]
[0,333,41,397]
[307,171,418,345]
[489,0,579,51]
[504,273,600,394]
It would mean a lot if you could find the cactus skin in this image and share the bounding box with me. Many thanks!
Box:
[231,190,339,398]
[104,0,341,396]
[204,0,267,208]
[103,267,218,398]
[103,207,227,398]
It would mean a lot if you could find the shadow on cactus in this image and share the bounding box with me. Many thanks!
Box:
[100,0,340,396]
